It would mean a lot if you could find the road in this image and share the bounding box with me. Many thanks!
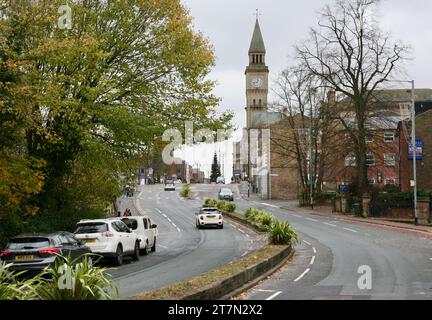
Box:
[230,188,432,300]
[110,183,263,298]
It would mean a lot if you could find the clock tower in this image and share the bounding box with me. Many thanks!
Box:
[245,18,269,129]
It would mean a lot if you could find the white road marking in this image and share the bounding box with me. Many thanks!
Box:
[156,208,162,214]
[265,291,282,300]
[255,289,276,293]
[343,227,358,233]
[237,228,246,234]
[159,245,168,249]
[303,240,312,246]
[429,258,432,261]
[312,247,317,254]
[294,268,310,282]
[323,222,337,227]
[261,203,279,208]
[172,223,177,228]
[241,251,249,257]
[176,227,181,233]
[306,218,318,222]
[167,218,172,223]
[293,214,302,218]
[310,256,316,265]
[162,214,168,218]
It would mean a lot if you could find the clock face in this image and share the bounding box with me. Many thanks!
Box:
[251,77,262,88]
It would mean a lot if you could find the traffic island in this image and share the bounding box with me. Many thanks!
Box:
[128,244,292,300]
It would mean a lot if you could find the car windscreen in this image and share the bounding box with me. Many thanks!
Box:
[7,237,51,250]
[74,223,108,234]
[202,209,219,214]
[221,189,232,194]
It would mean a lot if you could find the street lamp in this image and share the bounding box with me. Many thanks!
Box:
[384,79,417,225]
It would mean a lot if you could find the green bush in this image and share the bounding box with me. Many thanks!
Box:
[29,255,118,300]
[255,212,274,228]
[245,208,261,220]
[0,263,33,300]
[181,184,191,198]
[204,198,218,207]
[222,202,236,213]
[268,220,299,245]
[0,255,118,300]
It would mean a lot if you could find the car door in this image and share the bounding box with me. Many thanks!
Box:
[65,233,89,260]
[116,221,134,252]
[58,234,76,260]
[143,218,153,247]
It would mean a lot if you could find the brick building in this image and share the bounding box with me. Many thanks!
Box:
[398,107,432,192]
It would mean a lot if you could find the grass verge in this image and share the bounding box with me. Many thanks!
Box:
[129,245,288,300]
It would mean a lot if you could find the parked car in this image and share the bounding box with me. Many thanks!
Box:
[74,219,140,266]
[121,217,158,255]
[218,188,234,201]
[164,183,175,191]
[0,232,92,277]
[196,207,224,229]
[216,176,225,184]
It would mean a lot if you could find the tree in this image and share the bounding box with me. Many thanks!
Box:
[271,66,337,202]
[210,153,221,182]
[0,0,233,241]
[296,0,409,195]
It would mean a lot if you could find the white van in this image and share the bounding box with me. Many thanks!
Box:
[121,217,158,255]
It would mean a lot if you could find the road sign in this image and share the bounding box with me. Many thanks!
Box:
[408,138,423,160]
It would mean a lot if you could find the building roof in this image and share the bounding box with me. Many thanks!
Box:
[371,89,432,103]
[252,112,283,127]
[249,19,266,53]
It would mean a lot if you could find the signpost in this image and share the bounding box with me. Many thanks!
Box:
[408,139,423,160]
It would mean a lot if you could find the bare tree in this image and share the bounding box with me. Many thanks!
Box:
[296,0,409,195]
[271,66,337,203]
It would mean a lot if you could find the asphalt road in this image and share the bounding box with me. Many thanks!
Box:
[110,184,262,298]
[231,190,432,300]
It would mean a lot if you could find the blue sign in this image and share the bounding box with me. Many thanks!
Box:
[338,184,348,193]
[408,138,423,160]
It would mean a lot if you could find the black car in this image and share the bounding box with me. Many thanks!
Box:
[0,232,92,277]
[218,188,234,201]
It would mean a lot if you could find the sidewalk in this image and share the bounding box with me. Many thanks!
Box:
[241,193,432,235]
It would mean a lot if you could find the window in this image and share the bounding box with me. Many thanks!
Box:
[368,178,376,185]
[366,153,375,166]
[384,131,395,143]
[259,99,262,106]
[384,154,396,166]
[385,178,396,185]
[143,218,148,230]
[253,99,256,106]
[345,154,356,167]
[365,133,374,142]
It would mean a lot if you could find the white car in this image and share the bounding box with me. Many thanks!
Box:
[164,183,175,191]
[74,219,140,266]
[121,216,158,255]
[196,207,224,229]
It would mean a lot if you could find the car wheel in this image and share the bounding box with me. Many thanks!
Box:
[140,241,149,256]
[151,237,156,252]
[114,244,123,266]
[132,241,140,261]
[219,224,224,229]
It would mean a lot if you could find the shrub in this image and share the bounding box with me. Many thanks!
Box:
[268,220,299,245]
[204,198,218,207]
[254,212,275,229]
[0,263,34,300]
[181,184,191,198]
[245,208,260,220]
[222,202,236,213]
[28,255,118,300]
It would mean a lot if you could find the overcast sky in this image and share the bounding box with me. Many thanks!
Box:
[176,0,432,179]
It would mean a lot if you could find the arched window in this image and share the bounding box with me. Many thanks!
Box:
[259,55,262,63]
[253,99,256,106]
[259,99,262,106]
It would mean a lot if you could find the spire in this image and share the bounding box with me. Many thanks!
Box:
[249,18,266,54]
